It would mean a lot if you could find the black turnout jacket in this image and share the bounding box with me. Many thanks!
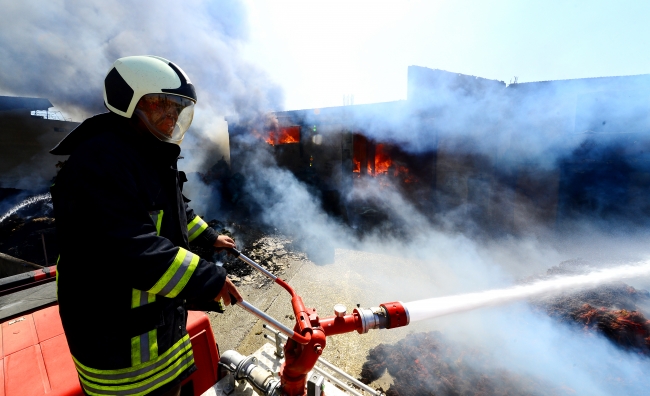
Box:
[50,112,226,396]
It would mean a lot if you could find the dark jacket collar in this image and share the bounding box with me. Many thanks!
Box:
[50,112,181,166]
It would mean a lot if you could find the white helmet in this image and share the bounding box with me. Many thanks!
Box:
[103,55,197,144]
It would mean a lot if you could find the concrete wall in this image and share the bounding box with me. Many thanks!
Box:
[0,109,78,189]
[0,252,42,278]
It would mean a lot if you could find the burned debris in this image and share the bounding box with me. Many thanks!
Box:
[573,304,650,351]
[361,286,650,396]
[530,260,650,354]
[360,331,564,396]
[187,219,309,288]
[359,260,650,396]
[220,235,307,288]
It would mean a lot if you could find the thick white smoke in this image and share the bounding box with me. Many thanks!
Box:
[3,2,650,394]
[230,144,650,394]
[0,0,283,169]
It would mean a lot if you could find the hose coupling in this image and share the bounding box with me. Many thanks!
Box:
[354,301,409,333]
[220,350,282,396]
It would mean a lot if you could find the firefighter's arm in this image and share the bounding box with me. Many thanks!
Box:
[183,196,235,250]
[183,195,218,246]
[214,235,236,249]
[186,212,214,244]
[77,151,226,301]
[214,277,242,306]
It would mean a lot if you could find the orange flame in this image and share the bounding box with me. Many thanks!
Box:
[252,129,275,145]
[374,144,392,175]
[352,136,418,184]
[278,126,300,144]
[263,126,300,145]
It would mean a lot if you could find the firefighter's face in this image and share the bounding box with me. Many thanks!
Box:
[136,95,181,136]
[133,93,195,145]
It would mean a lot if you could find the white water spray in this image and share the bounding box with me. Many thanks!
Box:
[404,262,650,322]
[0,193,51,224]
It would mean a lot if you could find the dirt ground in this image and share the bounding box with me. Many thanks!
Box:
[206,247,436,391]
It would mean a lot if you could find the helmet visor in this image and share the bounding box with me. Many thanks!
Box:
[134,93,195,145]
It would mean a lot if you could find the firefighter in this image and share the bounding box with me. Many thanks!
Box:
[50,55,242,396]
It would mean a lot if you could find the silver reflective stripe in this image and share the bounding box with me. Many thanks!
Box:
[187,220,205,237]
[132,289,154,308]
[139,291,149,307]
[140,333,150,363]
[80,352,194,396]
[158,252,193,297]
[75,337,192,381]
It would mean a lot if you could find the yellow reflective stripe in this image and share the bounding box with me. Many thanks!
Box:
[187,216,208,242]
[73,335,191,380]
[155,210,163,235]
[81,357,194,396]
[130,289,159,366]
[79,348,192,387]
[147,248,199,298]
[56,255,60,300]
[187,215,201,230]
[131,289,139,309]
[149,210,163,236]
[131,335,141,366]
[165,253,199,298]
[131,289,156,309]
[149,329,158,361]
[131,329,158,366]
[78,350,194,395]
[148,249,187,295]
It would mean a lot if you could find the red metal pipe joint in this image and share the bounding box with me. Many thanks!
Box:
[279,301,410,395]
[229,248,410,394]
[280,308,327,395]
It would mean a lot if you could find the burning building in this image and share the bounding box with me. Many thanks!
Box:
[227,66,650,235]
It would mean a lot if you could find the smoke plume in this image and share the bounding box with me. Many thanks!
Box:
[222,69,650,393]
[0,0,283,139]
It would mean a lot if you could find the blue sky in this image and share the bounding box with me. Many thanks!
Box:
[241,0,650,111]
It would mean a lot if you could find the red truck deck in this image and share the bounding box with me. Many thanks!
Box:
[0,305,221,396]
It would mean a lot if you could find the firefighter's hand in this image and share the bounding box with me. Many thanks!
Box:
[215,277,242,306]
[214,235,236,249]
